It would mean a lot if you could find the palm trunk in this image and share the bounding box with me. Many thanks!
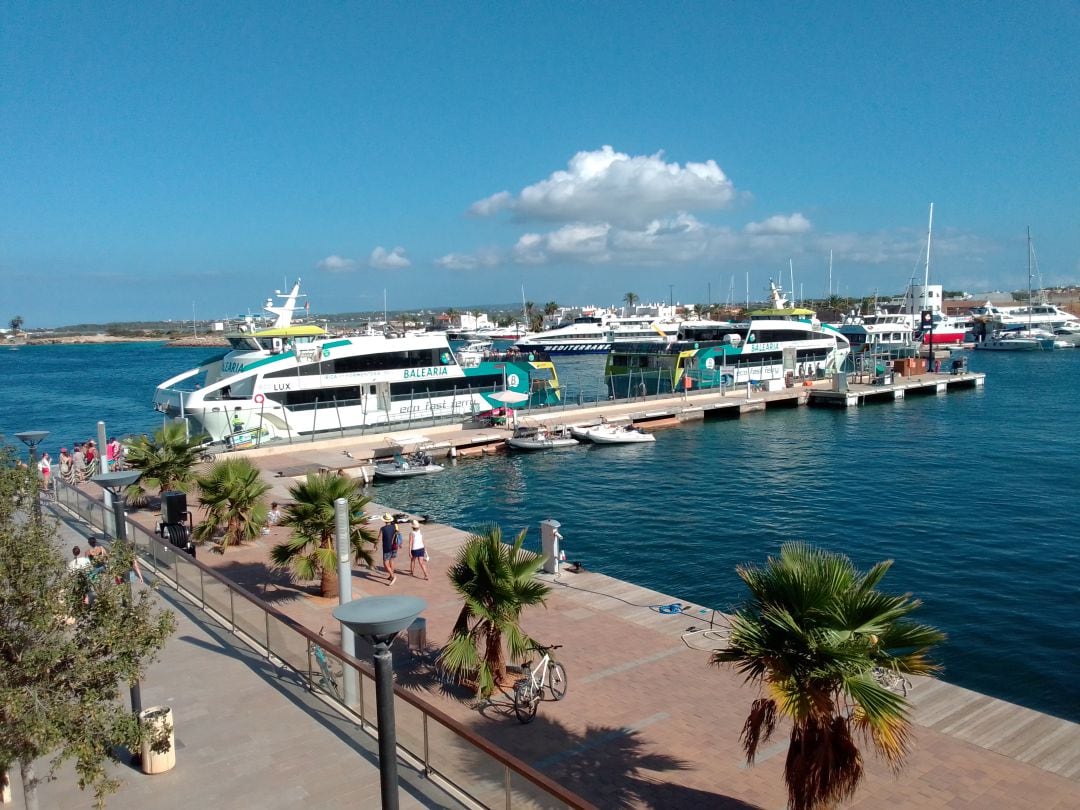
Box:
[20,760,37,810]
[320,565,338,598]
[484,627,506,685]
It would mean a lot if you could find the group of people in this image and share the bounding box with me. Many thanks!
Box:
[44,437,126,486]
[378,513,429,585]
[67,535,144,601]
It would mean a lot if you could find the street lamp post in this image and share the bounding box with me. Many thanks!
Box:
[15,430,49,519]
[333,596,426,810]
[91,469,144,719]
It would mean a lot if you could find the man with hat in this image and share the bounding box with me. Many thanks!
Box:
[378,513,400,585]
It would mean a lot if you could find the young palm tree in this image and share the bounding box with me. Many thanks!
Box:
[623,292,639,308]
[438,525,550,697]
[192,458,271,552]
[712,542,945,810]
[269,472,375,597]
[122,423,208,507]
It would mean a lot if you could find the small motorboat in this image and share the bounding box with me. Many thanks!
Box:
[580,423,656,444]
[372,437,445,479]
[373,452,444,479]
[506,424,579,451]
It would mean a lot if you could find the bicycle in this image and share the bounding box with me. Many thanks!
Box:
[871,666,912,697]
[513,644,567,723]
[312,627,342,700]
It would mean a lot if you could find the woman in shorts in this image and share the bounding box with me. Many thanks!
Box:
[408,519,429,580]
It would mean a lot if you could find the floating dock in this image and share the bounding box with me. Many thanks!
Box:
[233,371,985,486]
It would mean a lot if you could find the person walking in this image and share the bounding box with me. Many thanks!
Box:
[37,452,51,490]
[407,519,429,580]
[378,513,400,585]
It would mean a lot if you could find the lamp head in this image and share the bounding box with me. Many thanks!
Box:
[333,596,425,640]
[14,430,49,447]
[92,470,142,494]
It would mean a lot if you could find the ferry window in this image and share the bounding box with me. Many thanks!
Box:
[267,385,360,410]
[390,373,501,397]
[331,349,441,374]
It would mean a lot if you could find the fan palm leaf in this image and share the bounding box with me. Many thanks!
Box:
[192,457,270,552]
[268,472,375,597]
[438,524,550,696]
[711,542,945,810]
[122,423,208,507]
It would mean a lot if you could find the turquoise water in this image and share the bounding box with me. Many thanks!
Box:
[3,342,1078,722]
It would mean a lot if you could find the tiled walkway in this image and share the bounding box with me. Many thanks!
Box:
[7,510,463,810]
[172,494,1080,810]
[50,463,1080,810]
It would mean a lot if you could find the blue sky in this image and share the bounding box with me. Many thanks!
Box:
[3,1,1078,326]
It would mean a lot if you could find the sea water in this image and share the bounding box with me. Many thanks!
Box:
[2,342,1078,722]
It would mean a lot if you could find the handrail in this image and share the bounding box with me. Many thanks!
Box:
[54,478,594,810]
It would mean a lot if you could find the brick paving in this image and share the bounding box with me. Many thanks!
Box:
[55,430,1080,810]
[7,509,462,810]
[131,491,1080,810]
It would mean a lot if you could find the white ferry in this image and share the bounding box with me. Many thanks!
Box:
[514,311,681,355]
[153,281,562,445]
[605,282,850,395]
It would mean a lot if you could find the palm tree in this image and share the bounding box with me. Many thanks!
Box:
[122,423,208,508]
[712,542,945,810]
[438,525,550,697]
[623,292,639,309]
[269,472,375,597]
[543,301,558,316]
[192,458,271,552]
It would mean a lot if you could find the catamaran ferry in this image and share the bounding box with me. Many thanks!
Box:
[153,281,562,445]
[605,282,850,396]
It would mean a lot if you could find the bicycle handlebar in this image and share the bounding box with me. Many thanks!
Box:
[529,644,562,652]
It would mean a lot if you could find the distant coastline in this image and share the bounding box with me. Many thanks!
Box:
[18,334,229,347]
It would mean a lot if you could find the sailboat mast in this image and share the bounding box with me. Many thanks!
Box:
[923,203,934,311]
[828,249,833,298]
[1027,226,1033,331]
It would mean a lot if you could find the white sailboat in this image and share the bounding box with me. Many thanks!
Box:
[976,228,1065,352]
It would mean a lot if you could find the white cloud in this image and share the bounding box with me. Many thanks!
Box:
[745,213,812,235]
[369,246,411,270]
[434,248,501,270]
[469,145,737,227]
[316,254,359,272]
[445,191,1000,278]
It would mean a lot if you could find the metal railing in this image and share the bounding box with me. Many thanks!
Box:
[53,478,593,810]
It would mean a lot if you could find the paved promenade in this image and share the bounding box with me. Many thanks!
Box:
[8,510,462,810]
[154,490,1080,810]
[45,427,1080,810]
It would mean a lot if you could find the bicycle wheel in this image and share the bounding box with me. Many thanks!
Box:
[514,680,540,723]
[548,662,568,700]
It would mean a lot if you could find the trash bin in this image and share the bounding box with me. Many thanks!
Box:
[407,617,427,651]
[139,706,176,774]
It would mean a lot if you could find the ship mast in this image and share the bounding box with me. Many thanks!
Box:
[923,202,934,311]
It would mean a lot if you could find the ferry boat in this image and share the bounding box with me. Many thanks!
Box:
[153,281,562,445]
[514,311,681,355]
[970,301,1080,334]
[605,282,850,396]
[839,309,919,358]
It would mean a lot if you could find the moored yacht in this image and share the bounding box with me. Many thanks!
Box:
[153,281,562,445]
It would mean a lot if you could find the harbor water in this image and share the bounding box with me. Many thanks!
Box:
[2,342,1078,723]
